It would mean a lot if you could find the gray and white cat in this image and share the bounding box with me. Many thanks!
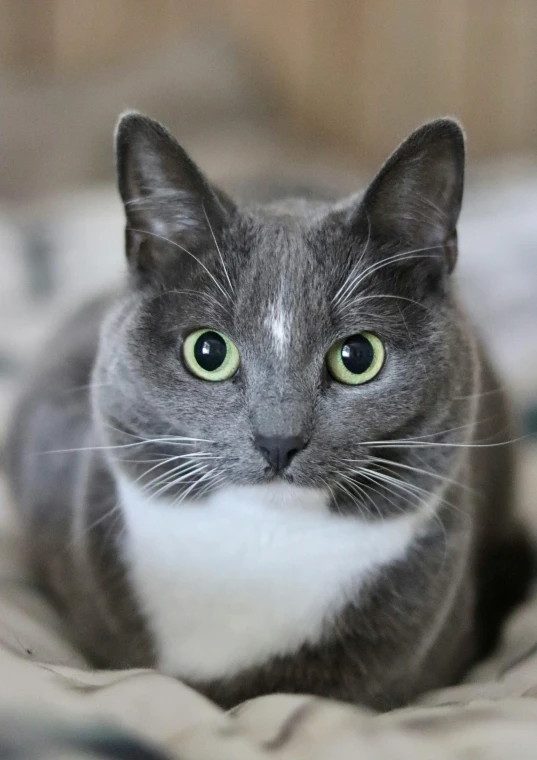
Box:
[6,114,533,710]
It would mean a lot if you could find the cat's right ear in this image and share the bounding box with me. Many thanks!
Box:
[115,112,234,276]
[350,119,465,273]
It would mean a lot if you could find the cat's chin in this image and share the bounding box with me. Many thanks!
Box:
[203,482,331,512]
[260,471,296,485]
[258,470,325,491]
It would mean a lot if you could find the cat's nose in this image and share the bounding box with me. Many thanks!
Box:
[254,435,307,473]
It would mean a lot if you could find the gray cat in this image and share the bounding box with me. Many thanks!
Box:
[6,114,533,710]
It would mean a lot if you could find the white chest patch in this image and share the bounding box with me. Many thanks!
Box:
[119,480,428,681]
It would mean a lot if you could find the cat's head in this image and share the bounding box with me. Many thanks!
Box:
[94,113,472,511]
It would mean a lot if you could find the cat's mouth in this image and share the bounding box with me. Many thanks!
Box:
[261,468,296,485]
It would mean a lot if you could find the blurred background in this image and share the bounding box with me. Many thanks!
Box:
[0,0,536,505]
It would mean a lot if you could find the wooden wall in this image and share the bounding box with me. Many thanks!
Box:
[229,0,537,165]
[1,0,536,168]
[0,0,211,77]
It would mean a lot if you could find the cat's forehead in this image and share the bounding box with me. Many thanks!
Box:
[234,212,332,306]
[226,210,339,358]
[234,207,336,291]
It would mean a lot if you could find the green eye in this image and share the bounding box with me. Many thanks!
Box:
[326,332,385,385]
[183,329,240,381]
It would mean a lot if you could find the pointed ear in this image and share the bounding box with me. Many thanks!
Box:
[115,112,234,275]
[356,119,465,270]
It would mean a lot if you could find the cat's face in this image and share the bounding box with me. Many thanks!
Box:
[94,114,474,514]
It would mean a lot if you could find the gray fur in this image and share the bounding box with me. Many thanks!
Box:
[6,114,533,709]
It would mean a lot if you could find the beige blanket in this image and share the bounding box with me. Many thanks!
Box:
[1,448,536,760]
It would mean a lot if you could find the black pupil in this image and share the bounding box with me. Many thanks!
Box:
[194,331,227,372]
[341,334,374,374]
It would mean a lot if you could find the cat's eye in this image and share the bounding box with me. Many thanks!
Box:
[326,332,385,385]
[182,329,240,381]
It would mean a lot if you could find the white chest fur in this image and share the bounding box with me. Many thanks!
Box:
[119,480,427,681]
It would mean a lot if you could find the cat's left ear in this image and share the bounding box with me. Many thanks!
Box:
[115,111,234,275]
[355,119,465,271]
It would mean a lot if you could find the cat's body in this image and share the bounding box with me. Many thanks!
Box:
[6,116,533,710]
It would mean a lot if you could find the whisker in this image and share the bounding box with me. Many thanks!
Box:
[102,422,215,445]
[348,480,385,519]
[60,381,115,395]
[349,462,443,508]
[319,476,342,515]
[359,477,408,514]
[150,464,210,500]
[147,287,228,314]
[202,202,234,297]
[333,245,441,309]
[332,214,371,306]
[358,467,440,503]
[69,500,122,547]
[358,465,464,519]
[364,437,526,450]
[357,469,420,512]
[40,436,215,455]
[338,293,434,317]
[365,467,451,547]
[340,249,433,298]
[195,472,227,500]
[173,467,218,505]
[347,456,474,494]
[134,453,221,489]
[356,415,518,449]
[332,479,360,516]
[452,387,507,401]
[337,471,382,519]
[127,227,232,303]
[142,457,219,491]
[336,250,436,308]
[144,460,212,496]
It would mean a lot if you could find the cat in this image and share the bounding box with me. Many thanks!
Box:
[6,113,533,711]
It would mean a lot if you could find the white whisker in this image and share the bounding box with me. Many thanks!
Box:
[337,472,385,519]
[195,472,227,500]
[173,467,218,505]
[148,287,229,315]
[334,246,441,310]
[332,213,371,306]
[358,467,439,503]
[143,459,213,495]
[151,464,209,500]
[338,293,434,316]
[202,202,234,297]
[364,438,524,450]
[70,500,122,546]
[358,477,408,515]
[40,436,213,455]
[346,456,474,494]
[358,469,421,511]
[135,453,221,489]
[127,227,232,303]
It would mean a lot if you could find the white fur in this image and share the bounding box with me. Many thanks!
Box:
[270,309,289,354]
[264,286,290,357]
[119,480,430,681]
